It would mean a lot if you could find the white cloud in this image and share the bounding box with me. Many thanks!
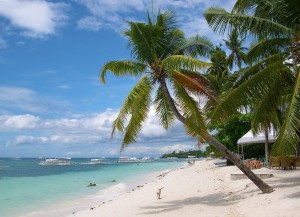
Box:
[0,86,70,114]
[6,135,48,146]
[0,0,68,38]
[0,86,47,113]
[77,16,103,31]
[0,114,40,130]
[58,84,71,89]
[65,151,82,156]
[75,0,235,41]
[2,107,195,157]
[0,38,7,48]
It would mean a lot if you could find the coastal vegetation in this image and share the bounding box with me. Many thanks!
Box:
[207,114,252,156]
[161,150,204,159]
[100,8,273,193]
[205,0,300,157]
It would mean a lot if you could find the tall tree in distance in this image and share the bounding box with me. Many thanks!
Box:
[223,29,247,70]
[100,10,273,193]
[206,45,230,95]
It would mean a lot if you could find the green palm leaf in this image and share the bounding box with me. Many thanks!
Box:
[204,8,292,38]
[233,53,285,87]
[100,60,147,83]
[247,38,290,63]
[272,68,300,156]
[125,22,159,64]
[211,60,287,122]
[232,0,273,15]
[173,82,208,141]
[111,76,152,139]
[161,55,210,72]
[251,76,286,131]
[176,35,213,58]
[117,76,153,151]
[170,70,215,100]
[154,86,175,129]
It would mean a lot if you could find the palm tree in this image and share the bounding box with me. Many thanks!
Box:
[204,0,300,157]
[206,45,230,95]
[100,11,273,193]
[223,29,247,70]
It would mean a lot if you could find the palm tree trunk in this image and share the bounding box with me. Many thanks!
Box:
[205,135,273,193]
[264,127,270,167]
[160,79,273,193]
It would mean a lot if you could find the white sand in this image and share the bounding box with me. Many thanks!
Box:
[63,160,300,217]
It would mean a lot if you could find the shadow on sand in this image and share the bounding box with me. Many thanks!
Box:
[139,193,236,215]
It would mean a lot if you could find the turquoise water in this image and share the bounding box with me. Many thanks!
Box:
[0,158,185,217]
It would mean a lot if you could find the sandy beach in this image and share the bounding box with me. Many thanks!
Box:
[59,159,300,217]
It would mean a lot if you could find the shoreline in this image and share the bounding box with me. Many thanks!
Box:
[64,159,300,217]
[23,160,188,217]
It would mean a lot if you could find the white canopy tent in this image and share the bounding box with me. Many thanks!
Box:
[237,129,277,145]
[237,127,277,160]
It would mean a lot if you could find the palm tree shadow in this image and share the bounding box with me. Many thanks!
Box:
[139,193,237,215]
[266,175,300,189]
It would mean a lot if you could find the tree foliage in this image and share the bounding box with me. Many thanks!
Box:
[204,0,300,156]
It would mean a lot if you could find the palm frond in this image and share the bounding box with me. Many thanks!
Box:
[233,53,285,87]
[111,76,152,149]
[176,35,213,58]
[156,10,178,30]
[251,76,286,131]
[211,60,287,122]
[173,82,208,141]
[169,70,215,100]
[204,7,292,38]
[232,0,273,15]
[124,22,159,64]
[272,68,300,156]
[154,86,175,129]
[100,60,147,83]
[161,55,210,72]
[247,37,290,63]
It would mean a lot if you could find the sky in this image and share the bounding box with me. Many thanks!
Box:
[0,0,235,158]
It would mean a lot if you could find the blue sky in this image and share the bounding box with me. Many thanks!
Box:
[0,0,235,158]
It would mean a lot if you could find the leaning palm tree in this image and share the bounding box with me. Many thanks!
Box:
[204,0,300,157]
[100,11,273,193]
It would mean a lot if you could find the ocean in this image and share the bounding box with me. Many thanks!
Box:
[0,158,186,217]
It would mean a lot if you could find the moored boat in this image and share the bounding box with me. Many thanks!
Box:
[38,158,71,166]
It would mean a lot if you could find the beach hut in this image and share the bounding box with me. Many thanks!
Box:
[237,127,277,162]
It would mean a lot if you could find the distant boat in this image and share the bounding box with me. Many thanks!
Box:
[188,155,196,158]
[140,157,154,162]
[79,158,107,165]
[117,157,154,163]
[38,158,71,166]
[90,158,100,162]
[117,157,139,163]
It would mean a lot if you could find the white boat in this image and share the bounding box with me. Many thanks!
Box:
[117,157,140,163]
[117,157,153,163]
[88,158,106,164]
[79,158,107,165]
[38,158,71,166]
[140,157,154,162]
